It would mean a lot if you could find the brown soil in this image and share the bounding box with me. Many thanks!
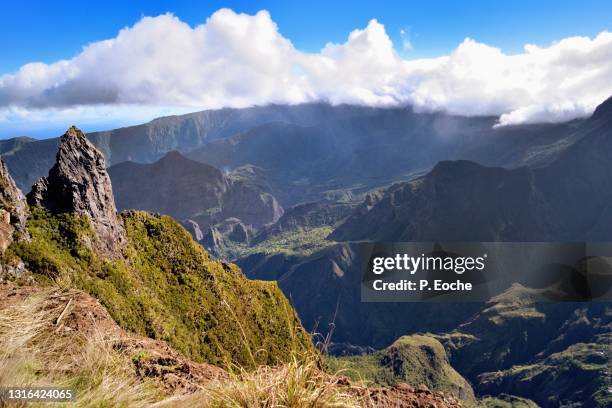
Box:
[368,383,463,407]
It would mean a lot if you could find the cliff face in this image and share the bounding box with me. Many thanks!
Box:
[0,159,29,252]
[27,126,125,258]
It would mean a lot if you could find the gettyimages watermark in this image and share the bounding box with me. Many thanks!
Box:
[360,242,612,302]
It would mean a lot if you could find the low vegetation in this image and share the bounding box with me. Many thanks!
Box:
[7,208,314,368]
[326,334,475,402]
[477,339,612,407]
[477,395,539,408]
[172,355,368,408]
[0,208,469,407]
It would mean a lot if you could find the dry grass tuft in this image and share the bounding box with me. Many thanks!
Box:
[155,354,369,408]
[0,287,161,407]
[0,287,373,408]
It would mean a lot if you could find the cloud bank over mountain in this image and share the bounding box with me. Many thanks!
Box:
[1,8,612,129]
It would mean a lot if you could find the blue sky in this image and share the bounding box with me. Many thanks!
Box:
[2,0,611,73]
[0,0,612,138]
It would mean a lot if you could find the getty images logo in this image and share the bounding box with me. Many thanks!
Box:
[371,253,488,275]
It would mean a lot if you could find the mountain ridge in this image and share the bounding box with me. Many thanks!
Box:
[330,97,612,242]
[0,102,581,197]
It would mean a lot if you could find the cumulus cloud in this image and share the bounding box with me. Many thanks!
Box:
[1,8,612,129]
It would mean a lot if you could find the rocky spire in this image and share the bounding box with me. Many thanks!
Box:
[27,126,125,259]
[0,159,29,252]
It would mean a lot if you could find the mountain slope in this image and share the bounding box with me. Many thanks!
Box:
[0,127,468,407]
[187,111,576,205]
[476,337,611,407]
[331,96,612,242]
[330,161,548,242]
[108,151,229,220]
[231,95,612,407]
[108,151,283,231]
[87,103,369,165]
[434,286,611,407]
[0,273,465,407]
[328,334,475,401]
[237,244,481,348]
[0,137,60,192]
[5,127,314,368]
[0,282,227,399]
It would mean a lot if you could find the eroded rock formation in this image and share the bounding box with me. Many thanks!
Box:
[0,159,29,252]
[27,126,125,258]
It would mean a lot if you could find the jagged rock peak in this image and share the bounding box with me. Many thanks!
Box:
[27,126,125,259]
[0,159,29,252]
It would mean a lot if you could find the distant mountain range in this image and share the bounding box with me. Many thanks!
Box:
[0,102,581,204]
[2,101,590,259]
[0,103,404,192]
[332,95,612,242]
[235,97,612,406]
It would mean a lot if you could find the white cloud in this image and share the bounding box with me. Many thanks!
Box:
[1,8,612,130]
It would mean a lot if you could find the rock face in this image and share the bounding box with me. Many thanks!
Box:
[0,211,13,255]
[200,218,253,257]
[220,182,283,228]
[202,225,224,257]
[0,159,29,252]
[183,219,204,241]
[27,126,125,258]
